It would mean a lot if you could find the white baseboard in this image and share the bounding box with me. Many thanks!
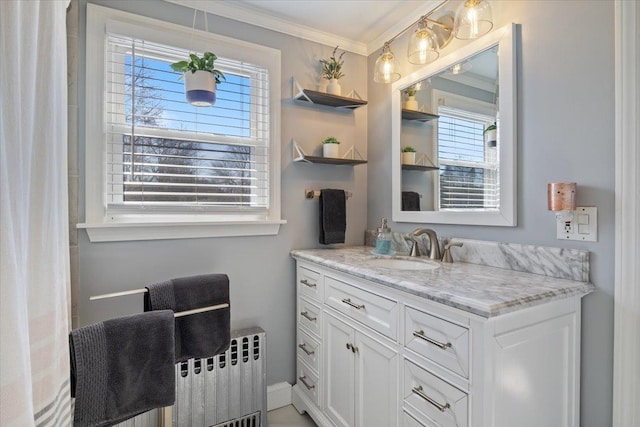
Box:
[267,382,292,411]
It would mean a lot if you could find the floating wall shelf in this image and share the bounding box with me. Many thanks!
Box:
[401,153,438,171]
[401,109,439,122]
[292,139,367,166]
[292,79,367,110]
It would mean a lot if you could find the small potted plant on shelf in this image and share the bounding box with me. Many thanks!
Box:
[320,46,345,96]
[403,86,419,111]
[484,122,497,147]
[171,52,225,107]
[402,146,417,164]
[322,136,340,158]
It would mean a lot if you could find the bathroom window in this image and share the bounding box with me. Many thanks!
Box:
[81,5,283,241]
[437,105,498,210]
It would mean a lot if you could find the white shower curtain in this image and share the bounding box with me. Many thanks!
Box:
[0,1,72,426]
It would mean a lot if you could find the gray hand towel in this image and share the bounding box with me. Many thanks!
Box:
[402,191,421,211]
[319,189,346,244]
[69,310,175,427]
[145,274,230,362]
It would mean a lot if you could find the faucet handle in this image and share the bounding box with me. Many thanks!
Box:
[403,236,421,257]
[442,242,463,263]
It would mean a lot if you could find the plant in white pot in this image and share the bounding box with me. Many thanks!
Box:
[403,86,419,111]
[320,46,345,96]
[171,52,225,107]
[322,137,340,158]
[402,146,417,164]
[484,122,497,147]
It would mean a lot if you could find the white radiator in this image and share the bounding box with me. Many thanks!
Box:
[116,327,267,427]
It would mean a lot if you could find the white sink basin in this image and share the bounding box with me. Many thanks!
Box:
[365,258,440,271]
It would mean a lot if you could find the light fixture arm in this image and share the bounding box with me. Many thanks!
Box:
[380,0,450,48]
[424,17,452,31]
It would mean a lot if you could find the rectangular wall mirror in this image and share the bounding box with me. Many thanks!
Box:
[392,24,517,226]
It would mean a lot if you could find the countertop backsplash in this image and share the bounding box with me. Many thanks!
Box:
[364,229,589,282]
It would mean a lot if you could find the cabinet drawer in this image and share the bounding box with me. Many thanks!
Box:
[297,362,320,406]
[403,410,427,427]
[325,276,398,340]
[403,360,468,427]
[297,265,323,302]
[297,330,320,374]
[298,297,322,338]
[404,306,469,378]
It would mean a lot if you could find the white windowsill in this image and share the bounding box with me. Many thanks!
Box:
[77,219,287,242]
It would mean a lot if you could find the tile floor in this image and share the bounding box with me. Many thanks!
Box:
[267,405,317,427]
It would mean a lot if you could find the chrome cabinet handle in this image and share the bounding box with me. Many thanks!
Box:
[411,386,450,413]
[298,343,315,356]
[346,343,352,351]
[299,376,315,390]
[341,298,365,310]
[300,311,317,322]
[300,279,316,288]
[413,330,452,350]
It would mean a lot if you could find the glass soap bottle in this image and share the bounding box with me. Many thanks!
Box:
[375,218,392,254]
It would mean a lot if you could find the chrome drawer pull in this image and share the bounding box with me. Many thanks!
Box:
[300,279,316,288]
[298,343,315,356]
[299,376,315,390]
[300,311,317,322]
[413,330,452,350]
[341,298,365,310]
[411,386,450,413]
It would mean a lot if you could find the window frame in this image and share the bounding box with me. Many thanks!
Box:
[79,4,284,242]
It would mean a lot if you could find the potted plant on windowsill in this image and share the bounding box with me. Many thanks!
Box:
[402,146,417,164]
[320,46,345,96]
[322,136,340,158]
[484,122,497,147]
[171,52,225,107]
[403,86,419,111]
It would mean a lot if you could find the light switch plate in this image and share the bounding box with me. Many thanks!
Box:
[556,207,597,241]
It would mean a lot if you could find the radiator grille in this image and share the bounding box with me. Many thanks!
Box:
[115,327,266,427]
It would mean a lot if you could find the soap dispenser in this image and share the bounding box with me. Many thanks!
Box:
[375,218,392,254]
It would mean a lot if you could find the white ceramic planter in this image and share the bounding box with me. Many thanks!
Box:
[484,129,497,146]
[323,143,340,158]
[405,95,418,111]
[402,152,416,165]
[326,79,341,96]
[184,70,217,107]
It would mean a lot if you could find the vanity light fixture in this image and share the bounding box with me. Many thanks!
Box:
[448,60,472,75]
[374,0,493,83]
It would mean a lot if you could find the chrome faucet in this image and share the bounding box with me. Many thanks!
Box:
[410,228,441,260]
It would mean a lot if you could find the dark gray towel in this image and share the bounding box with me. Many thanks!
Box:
[402,191,421,211]
[319,189,346,244]
[69,310,175,427]
[145,274,230,362]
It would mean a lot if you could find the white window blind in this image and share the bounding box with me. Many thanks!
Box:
[105,34,270,212]
[437,106,498,210]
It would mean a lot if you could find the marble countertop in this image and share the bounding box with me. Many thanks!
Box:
[291,246,595,318]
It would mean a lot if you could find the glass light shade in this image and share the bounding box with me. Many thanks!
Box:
[454,0,493,40]
[407,22,439,65]
[374,45,401,83]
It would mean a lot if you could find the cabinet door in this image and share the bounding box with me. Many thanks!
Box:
[325,314,356,427]
[355,332,398,427]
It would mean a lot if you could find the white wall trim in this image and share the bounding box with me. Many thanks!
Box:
[267,382,292,411]
[613,1,640,426]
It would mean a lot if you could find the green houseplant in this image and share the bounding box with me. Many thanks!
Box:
[322,136,340,158]
[403,85,419,110]
[171,52,225,106]
[402,146,417,165]
[320,46,346,96]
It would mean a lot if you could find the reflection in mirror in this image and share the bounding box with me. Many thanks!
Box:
[392,24,516,226]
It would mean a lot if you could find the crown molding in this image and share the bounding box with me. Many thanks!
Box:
[163,0,368,55]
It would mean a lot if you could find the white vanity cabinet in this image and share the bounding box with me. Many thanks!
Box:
[292,259,584,427]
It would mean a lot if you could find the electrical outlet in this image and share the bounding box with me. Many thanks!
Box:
[556,207,597,241]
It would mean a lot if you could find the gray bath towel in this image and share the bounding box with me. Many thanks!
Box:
[145,274,230,362]
[69,310,175,427]
[319,189,346,244]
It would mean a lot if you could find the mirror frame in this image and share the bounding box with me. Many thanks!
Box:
[392,23,517,226]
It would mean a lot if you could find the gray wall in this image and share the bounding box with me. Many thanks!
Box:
[75,0,368,386]
[367,2,614,426]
